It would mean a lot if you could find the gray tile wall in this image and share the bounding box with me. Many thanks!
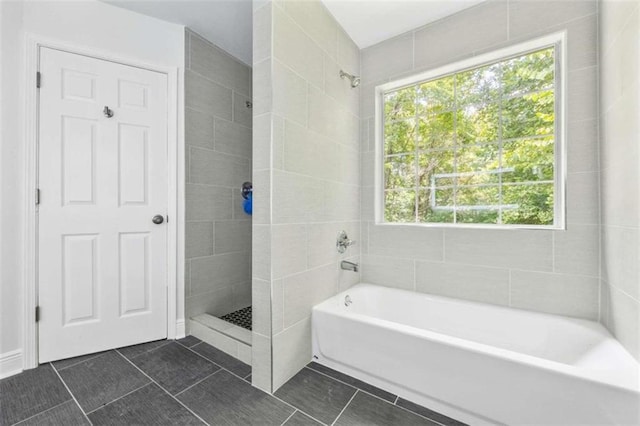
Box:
[599,0,640,360]
[185,29,253,321]
[359,0,602,320]
[252,0,360,392]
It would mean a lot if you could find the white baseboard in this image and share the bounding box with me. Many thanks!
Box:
[175,319,186,339]
[0,350,23,379]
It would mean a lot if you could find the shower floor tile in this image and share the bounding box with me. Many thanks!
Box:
[1,336,466,426]
[219,306,252,330]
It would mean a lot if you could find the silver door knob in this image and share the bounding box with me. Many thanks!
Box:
[152,215,164,224]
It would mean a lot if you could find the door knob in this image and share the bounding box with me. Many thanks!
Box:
[152,215,164,224]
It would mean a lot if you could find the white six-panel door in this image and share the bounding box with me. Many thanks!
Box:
[38,47,168,362]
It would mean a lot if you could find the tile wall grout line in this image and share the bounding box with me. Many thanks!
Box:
[49,362,94,425]
[113,349,211,426]
[279,409,298,426]
[84,382,153,416]
[330,389,359,426]
[12,398,73,425]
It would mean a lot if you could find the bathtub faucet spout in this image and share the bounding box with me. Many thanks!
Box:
[340,261,359,272]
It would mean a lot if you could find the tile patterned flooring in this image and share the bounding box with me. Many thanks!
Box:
[0,337,466,426]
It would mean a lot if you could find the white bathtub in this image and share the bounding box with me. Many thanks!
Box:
[312,283,640,425]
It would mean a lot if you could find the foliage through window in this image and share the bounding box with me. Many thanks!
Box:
[381,46,559,226]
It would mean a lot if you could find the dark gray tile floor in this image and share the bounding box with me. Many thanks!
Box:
[1,337,466,426]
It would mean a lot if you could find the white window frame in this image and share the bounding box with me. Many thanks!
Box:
[374,32,567,230]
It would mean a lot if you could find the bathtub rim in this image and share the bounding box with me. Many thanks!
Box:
[312,283,640,394]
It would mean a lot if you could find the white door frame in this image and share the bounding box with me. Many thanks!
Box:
[22,34,183,369]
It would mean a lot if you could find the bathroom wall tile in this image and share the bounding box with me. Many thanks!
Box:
[232,281,252,311]
[360,151,375,187]
[324,55,359,115]
[567,118,598,174]
[190,33,252,97]
[361,186,375,222]
[337,27,360,75]
[280,0,337,60]
[322,181,360,223]
[190,252,251,295]
[252,333,272,392]
[414,1,508,70]
[508,0,596,40]
[567,67,598,123]
[190,148,251,187]
[185,260,191,297]
[215,118,252,159]
[415,262,510,306]
[600,280,610,327]
[566,171,600,225]
[272,317,312,389]
[360,254,414,290]
[253,59,272,117]
[307,221,359,269]
[602,5,638,104]
[185,184,232,221]
[272,223,308,279]
[445,228,553,272]
[273,4,324,89]
[215,220,252,254]
[185,221,214,259]
[234,92,253,128]
[368,224,443,261]
[272,170,325,224]
[186,108,214,150]
[338,254,361,292]
[272,278,284,335]
[602,226,639,300]
[253,113,272,171]
[308,85,358,146]
[359,82,378,120]
[554,224,599,277]
[252,224,271,281]
[232,191,251,220]
[185,70,233,120]
[186,287,234,318]
[253,1,272,63]
[600,0,639,52]
[252,169,271,225]
[273,59,308,126]
[601,89,639,228]
[283,119,325,178]
[607,285,640,361]
[252,278,271,336]
[283,264,337,328]
[510,270,599,320]
[361,32,413,86]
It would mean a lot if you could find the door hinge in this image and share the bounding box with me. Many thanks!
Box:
[35,306,40,322]
[36,72,41,88]
[35,188,40,205]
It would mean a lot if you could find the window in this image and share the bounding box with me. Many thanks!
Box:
[377,35,564,228]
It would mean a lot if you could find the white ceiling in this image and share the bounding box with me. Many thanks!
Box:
[322,0,486,49]
[104,0,485,66]
[104,0,253,65]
